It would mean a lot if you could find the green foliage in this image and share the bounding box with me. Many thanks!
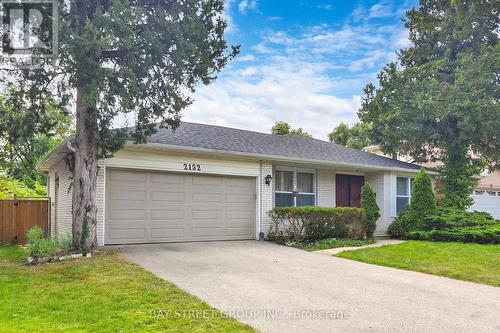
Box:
[407,226,500,244]
[438,149,480,209]
[267,206,369,243]
[390,207,500,244]
[26,228,74,258]
[361,183,379,237]
[328,122,349,146]
[271,121,312,137]
[389,169,437,235]
[26,227,58,258]
[289,128,312,138]
[55,234,73,253]
[328,122,373,149]
[0,85,72,188]
[271,121,291,135]
[410,169,437,220]
[0,176,44,199]
[359,1,499,208]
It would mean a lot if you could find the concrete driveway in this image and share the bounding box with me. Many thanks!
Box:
[117,241,500,333]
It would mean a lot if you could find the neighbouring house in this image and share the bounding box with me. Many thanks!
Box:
[364,145,500,219]
[37,122,434,245]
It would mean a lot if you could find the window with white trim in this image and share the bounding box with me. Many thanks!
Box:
[275,169,315,207]
[396,177,413,215]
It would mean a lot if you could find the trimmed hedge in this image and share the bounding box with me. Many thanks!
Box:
[267,206,370,243]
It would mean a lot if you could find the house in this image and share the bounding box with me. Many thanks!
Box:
[364,145,500,219]
[38,122,432,245]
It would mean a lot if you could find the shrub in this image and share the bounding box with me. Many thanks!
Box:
[389,169,437,236]
[267,206,368,242]
[55,233,73,252]
[0,176,43,199]
[409,169,437,224]
[389,207,500,244]
[361,183,379,237]
[406,224,500,244]
[26,227,58,258]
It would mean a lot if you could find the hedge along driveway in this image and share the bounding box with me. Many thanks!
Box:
[0,246,255,332]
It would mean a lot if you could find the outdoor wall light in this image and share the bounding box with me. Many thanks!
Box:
[265,174,273,186]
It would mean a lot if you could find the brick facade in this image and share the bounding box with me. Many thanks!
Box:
[259,161,273,236]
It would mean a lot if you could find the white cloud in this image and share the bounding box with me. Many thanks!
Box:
[348,50,384,71]
[223,0,237,33]
[116,5,413,141]
[238,0,258,14]
[184,57,362,139]
[368,1,393,19]
[236,54,256,62]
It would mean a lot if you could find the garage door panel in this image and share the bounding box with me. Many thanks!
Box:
[109,190,147,201]
[192,192,223,203]
[191,176,224,185]
[192,210,222,219]
[227,193,254,203]
[470,193,500,219]
[109,228,146,240]
[151,210,185,219]
[106,169,256,244]
[150,228,185,239]
[225,226,254,236]
[110,170,147,182]
[109,209,146,220]
[226,210,254,219]
[151,191,186,202]
[192,227,222,237]
[151,173,186,184]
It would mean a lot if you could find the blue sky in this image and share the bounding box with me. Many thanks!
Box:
[182,0,418,140]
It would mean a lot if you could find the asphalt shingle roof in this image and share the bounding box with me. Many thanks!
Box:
[140,122,421,171]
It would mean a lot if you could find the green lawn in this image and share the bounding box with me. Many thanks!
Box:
[287,238,374,251]
[0,245,255,333]
[336,241,500,287]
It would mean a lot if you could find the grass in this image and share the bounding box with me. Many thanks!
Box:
[286,238,374,251]
[0,245,255,333]
[336,241,500,287]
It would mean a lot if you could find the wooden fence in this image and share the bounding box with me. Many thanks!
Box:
[0,198,50,244]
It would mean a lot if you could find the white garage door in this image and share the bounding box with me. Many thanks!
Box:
[469,190,500,219]
[105,169,256,244]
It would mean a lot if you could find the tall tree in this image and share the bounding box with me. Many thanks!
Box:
[0,84,72,189]
[2,1,238,250]
[271,121,312,137]
[328,122,373,149]
[359,0,499,209]
[328,122,349,146]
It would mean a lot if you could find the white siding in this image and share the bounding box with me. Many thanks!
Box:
[96,164,105,245]
[102,149,260,177]
[47,159,73,238]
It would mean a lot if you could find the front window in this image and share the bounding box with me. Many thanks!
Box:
[275,169,315,207]
[396,177,413,215]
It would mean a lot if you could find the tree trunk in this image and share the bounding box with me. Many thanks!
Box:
[72,85,99,250]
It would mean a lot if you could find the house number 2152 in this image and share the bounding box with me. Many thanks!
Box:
[183,163,201,171]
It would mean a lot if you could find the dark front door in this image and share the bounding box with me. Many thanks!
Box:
[336,174,365,208]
